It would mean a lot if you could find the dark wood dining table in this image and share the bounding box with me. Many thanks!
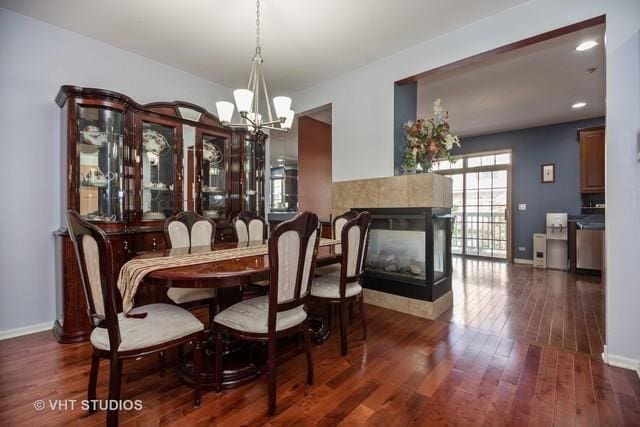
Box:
[135,239,341,390]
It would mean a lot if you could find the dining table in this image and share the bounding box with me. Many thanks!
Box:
[134,239,341,390]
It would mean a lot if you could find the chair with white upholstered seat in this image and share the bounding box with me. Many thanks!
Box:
[213,211,319,416]
[66,211,203,427]
[233,210,270,291]
[164,212,217,315]
[233,210,267,242]
[311,211,371,355]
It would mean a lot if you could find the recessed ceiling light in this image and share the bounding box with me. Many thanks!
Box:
[576,40,598,51]
[572,102,587,109]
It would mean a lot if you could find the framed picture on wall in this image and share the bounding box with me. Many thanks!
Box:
[541,163,555,183]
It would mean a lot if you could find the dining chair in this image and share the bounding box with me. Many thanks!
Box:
[164,212,217,317]
[311,211,371,355]
[213,211,319,416]
[66,211,203,427]
[233,210,268,242]
[234,210,270,292]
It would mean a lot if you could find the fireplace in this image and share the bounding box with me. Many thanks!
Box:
[353,207,453,302]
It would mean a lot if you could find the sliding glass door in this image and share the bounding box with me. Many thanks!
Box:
[434,151,511,260]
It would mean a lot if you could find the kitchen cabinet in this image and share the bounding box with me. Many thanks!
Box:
[579,127,605,193]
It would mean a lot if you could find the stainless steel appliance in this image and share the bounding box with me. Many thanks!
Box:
[576,222,604,271]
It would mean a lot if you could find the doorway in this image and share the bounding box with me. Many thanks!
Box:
[434,150,512,260]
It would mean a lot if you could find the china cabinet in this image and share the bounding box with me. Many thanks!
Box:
[53,86,266,343]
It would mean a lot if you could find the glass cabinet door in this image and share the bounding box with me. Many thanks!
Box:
[243,138,257,213]
[78,106,125,221]
[140,119,179,221]
[201,134,228,219]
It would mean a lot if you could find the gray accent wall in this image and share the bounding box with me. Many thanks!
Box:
[452,117,605,260]
[393,82,417,175]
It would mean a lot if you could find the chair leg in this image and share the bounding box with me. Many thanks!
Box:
[87,353,100,414]
[208,301,216,329]
[106,357,123,427]
[339,301,348,356]
[158,351,165,377]
[267,339,277,416]
[193,339,202,407]
[302,324,314,385]
[326,304,333,332]
[214,329,223,393]
[359,295,368,341]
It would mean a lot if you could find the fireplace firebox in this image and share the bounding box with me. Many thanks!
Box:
[353,207,453,302]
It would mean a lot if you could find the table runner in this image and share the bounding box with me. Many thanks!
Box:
[118,238,340,314]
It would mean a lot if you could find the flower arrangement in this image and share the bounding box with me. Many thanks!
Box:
[402,98,460,172]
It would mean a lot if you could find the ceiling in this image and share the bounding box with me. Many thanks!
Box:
[1,0,527,95]
[416,24,605,137]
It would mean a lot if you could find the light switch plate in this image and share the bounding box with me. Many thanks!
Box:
[518,203,526,211]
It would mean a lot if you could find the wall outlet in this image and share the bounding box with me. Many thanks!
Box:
[518,203,527,211]
[518,246,527,252]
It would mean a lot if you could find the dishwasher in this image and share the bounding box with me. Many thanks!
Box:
[576,222,604,271]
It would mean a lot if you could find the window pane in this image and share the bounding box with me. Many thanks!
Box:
[492,205,507,222]
[478,189,492,205]
[467,156,482,168]
[465,221,478,239]
[493,223,507,241]
[451,174,464,191]
[493,188,507,205]
[479,206,492,223]
[453,191,463,206]
[495,153,511,165]
[438,160,451,170]
[451,158,463,169]
[466,172,478,189]
[478,171,492,189]
[493,170,507,188]
[465,239,478,255]
[479,239,493,257]
[481,155,495,166]
[465,190,478,206]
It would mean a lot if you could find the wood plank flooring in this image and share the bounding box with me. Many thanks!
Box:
[1,258,638,426]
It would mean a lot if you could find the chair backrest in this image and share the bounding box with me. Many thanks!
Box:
[66,211,122,351]
[339,211,372,298]
[164,211,216,249]
[333,210,358,241]
[268,211,319,331]
[234,210,267,242]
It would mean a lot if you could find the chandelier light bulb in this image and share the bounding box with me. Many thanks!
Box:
[282,110,295,130]
[233,89,254,114]
[273,96,292,120]
[215,101,235,124]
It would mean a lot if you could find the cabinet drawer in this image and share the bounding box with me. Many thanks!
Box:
[135,231,166,253]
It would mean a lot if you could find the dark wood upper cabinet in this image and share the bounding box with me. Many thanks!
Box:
[579,126,605,194]
[53,86,266,343]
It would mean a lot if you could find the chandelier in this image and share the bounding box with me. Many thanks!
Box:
[215,0,294,133]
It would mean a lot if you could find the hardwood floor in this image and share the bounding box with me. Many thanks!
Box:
[1,259,638,426]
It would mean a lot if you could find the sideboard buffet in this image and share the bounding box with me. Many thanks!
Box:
[53,86,267,343]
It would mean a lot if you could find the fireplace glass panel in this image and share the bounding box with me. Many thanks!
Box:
[364,216,426,281]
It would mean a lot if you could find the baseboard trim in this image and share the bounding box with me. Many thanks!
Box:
[0,321,53,341]
[602,345,640,378]
[513,258,533,265]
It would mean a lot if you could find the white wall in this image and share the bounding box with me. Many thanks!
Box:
[0,9,233,334]
[293,0,640,363]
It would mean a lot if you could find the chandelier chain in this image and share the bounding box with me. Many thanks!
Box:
[255,0,261,54]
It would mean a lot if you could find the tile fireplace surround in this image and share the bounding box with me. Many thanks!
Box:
[332,173,453,319]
